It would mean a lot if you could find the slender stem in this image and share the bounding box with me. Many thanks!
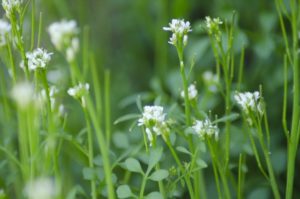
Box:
[86,97,115,199]
[83,107,97,199]
[285,0,299,197]
[139,174,147,199]
[237,154,245,199]
[255,118,280,199]
[207,140,222,199]
[104,70,111,146]
[165,139,195,199]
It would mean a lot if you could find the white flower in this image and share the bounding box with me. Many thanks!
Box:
[39,86,58,109]
[234,91,263,115]
[202,71,219,92]
[66,37,79,62]
[48,20,79,51]
[0,19,11,46]
[138,105,169,146]
[192,119,219,140]
[67,83,89,98]
[163,19,192,46]
[138,106,165,126]
[205,16,223,41]
[181,83,198,100]
[68,83,89,107]
[25,177,56,199]
[26,48,52,71]
[2,0,23,17]
[11,82,35,109]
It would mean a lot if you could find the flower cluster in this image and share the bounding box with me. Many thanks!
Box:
[202,71,219,93]
[205,16,223,42]
[138,105,169,146]
[234,91,263,116]
[68,83,90,107]
[26,48,53,71]
[48,20,79,62]
[0,19,11,47]
[11,82,35,109]
[192,119,219,140]
[2,0,23,18]
[163,19,192,47]
[25,177,56,199]
[181,83,198,100]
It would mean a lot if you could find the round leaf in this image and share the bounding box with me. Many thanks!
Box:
[149,169,169,181]
[145,192,163,199]
[116,185,132,198]
[125,158,143,174]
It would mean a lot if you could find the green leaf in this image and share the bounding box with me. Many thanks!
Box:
[114,114,141,125]
[149,169,169,181]
[116,185,132,198]
[145,192,163,199]
[93,155,103,166]
[112,132,129,149]
[176,146,192,155]
[66,185,86,199]
[82,167,95,180]
[196,159,208,169]
[147,147,163,172]
[125,158,143,174]
[213,113,239,124]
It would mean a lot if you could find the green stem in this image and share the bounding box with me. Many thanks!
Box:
[255,118,280,199]
[104,70,111,146]
[86,97,115,199]
[139,174,147,199]
[165,139,195,198]
[207,140,222,199]
[285,0,299,197]
[83,107,97,199]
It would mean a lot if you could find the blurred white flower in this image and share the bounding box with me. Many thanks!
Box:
[68,83,90,107]
[192,119,219,140]
[11,82,35,109]
[0,19,11,46]
[163,19,192,46]
[66,37,79,62]
[205,16,223,41]
[25,177,56,199]
[138,105,169,146]
[48,20,79,51]
[202,71,219,92]
[26,48,52,71]
[2,0,23,17]
[138,106,165,126]
[68,83,89,98]
[234,91,263,116]
[181,83,198,100]
[39,86,58,110]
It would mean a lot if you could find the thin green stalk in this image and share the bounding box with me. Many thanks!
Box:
[83,107,97,199]
[90,54,103,120]
[139,174,148,199]
[37,12,43,48]
[165,138,195,199]
[30,0,35,50]
[104,70,111,146]
[282,55,289,138]
[156,164,166,198]
[285,0,299,197]
[86,97,115,199]
[254,118,280,199]
[6,39,17,83]
[237,154,245,199]
[207,140,222,199]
